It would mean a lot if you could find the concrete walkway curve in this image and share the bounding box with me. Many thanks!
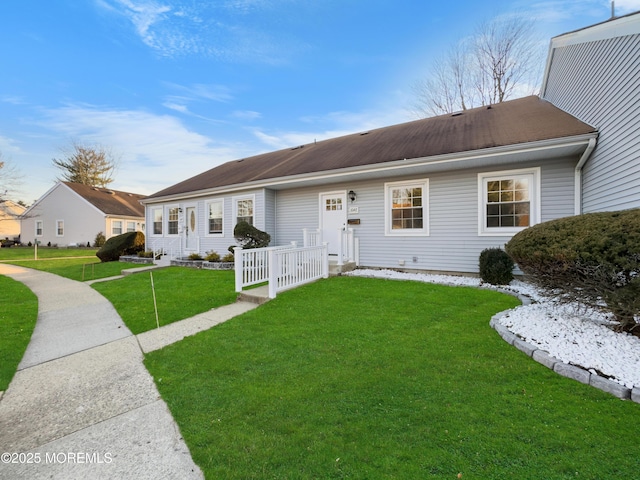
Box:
[0,264,256,479]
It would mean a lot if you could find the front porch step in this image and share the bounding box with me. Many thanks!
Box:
[237,285,271,304]
[154,255,172,267]
[329,261,357,276]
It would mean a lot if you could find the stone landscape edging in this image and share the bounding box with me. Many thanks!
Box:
[489,309,640,403]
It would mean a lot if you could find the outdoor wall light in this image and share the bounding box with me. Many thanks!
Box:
[348,190,357,202]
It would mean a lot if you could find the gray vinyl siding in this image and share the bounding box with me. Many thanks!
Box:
[146,188,270,258]
[276,159,577,274]
[542,33,640,212]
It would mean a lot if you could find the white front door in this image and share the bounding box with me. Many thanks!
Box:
[320,191,347,255]
[185,206,198,251]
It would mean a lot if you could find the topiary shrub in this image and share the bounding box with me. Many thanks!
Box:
[233,221,271,249]
[96,231,145,262]
[505,209,640,333]
[188,252,204,260]
[479,248,514,285]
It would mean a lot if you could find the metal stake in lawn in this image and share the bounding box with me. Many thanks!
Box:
[150,271,160,329]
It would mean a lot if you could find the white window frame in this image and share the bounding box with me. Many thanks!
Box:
[233,194,255,227]
[56,219,64,237]
[151,207,163,236]
[478,167,541,236]
[166,205,180,236]
[126,221,136,232]
[35,220,43,237]
[112,220,123,236]
[384,179,430,236]
[205,199,225,237]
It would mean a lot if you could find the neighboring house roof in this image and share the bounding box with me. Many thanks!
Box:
[0,200,26,217]
[62,182,146,217]
[146,96,596,201]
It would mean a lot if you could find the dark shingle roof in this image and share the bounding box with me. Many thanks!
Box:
[148,96,596,199]
[64,182,146,217]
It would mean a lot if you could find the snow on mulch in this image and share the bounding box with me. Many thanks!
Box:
[347,269,640,389]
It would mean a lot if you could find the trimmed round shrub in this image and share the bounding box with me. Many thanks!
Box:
[96,231,145,262]
[505,209,640,333]
[479,248,514,285]
[233,221,271,249]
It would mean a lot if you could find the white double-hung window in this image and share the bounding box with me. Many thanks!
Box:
[152,208,163,235]
[234,195,254,226]
[384,179,429,236]
[167,207,179,235]
[478,168,540,236]
[206,199,224,236]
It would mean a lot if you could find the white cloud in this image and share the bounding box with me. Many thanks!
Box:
[95,0,305,61]
[250,106,413,151]
[38,104,240,194]
[610,0,640,13]
[231,110,261,120]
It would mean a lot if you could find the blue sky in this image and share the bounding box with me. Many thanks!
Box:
[2,0,639,204]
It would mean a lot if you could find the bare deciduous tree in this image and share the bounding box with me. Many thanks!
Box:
[53,141,120,187]
[0,151,24,200]
[412,15,542,117]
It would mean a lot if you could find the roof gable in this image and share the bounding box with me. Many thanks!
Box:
[62,182,146,217]
[148,96,596,199]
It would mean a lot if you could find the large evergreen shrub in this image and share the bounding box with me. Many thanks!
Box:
[479,248,514,285]
[96,231,145,262]
[505,209,640,333]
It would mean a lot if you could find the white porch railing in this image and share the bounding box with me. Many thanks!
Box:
[148,238,181,264]
[235,243,329,299]
[303,227,359,266]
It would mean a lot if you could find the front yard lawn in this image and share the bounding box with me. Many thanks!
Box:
[144,276,640,479]
[91,267,237,334]
[0,275,38,391]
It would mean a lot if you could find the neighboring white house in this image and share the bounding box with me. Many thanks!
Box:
[21,182,146,247]
[140,12,639,275]
[0,200,26,242]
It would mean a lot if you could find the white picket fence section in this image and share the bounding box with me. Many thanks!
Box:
[235,242,329,299]
[303,227,358,266]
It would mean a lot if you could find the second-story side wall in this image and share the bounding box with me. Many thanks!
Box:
[542,23,640,212]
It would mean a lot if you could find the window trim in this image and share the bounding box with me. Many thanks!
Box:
[151,207,163,236]
[166,205,180,236]
[126,221,136,233]
[384,179,430,236]
[478,167,541,236]
[56,219,64,237]
[35,220,43,237]
[233,194,255,227]
[112,220,123,236]
[205,199,225,237]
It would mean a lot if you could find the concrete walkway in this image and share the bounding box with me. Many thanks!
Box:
[0,264,259,479]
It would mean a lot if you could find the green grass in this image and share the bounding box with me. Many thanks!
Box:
[6,258,143,281]
[0,245,98,261]
[144,276,640,479]
[0,275,38,391]
[1,246,145,281]
[92,267,237,334]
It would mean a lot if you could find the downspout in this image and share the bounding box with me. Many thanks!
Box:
[574,137,597,215]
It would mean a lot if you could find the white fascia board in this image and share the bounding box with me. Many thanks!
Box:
[142,134,597,204]
[551,12,640,48]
